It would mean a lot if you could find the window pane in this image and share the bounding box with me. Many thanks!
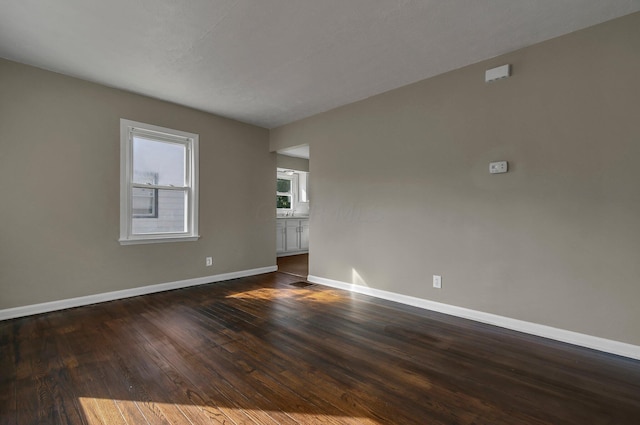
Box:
[133,136,186,187]
[277,195,291,209]
[277,178,291,193]
[132,187,158,218]
[132,189,187,234]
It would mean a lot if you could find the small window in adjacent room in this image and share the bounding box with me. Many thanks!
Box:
[277,174,294,211]
[119,119,199,245]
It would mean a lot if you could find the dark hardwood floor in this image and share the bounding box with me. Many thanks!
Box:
[1,272,639,424]
[277,254,309,278]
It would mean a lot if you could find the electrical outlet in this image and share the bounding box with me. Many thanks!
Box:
[433,275,442,289]
[205,257,213,267]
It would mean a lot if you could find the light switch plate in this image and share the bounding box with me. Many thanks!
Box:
[433,275,442,289]
[490,161,508,174]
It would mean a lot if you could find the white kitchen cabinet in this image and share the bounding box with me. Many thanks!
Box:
[276,220,286,253]
[285,220,299,252]
[277,218,309,256]
[300,219,309,250]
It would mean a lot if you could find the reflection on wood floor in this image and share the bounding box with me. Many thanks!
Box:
[277,253,308,278]
[1,271,640,424]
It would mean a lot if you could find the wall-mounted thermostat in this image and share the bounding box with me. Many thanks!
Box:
[490,161,508,174]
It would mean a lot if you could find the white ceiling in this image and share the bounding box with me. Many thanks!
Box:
[1,1,639,129]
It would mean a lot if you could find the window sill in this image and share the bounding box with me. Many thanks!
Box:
[119,235,200,245]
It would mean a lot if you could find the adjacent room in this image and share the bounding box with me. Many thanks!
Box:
[1,2,640,424]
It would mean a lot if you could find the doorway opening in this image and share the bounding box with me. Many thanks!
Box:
[275,145,310,280]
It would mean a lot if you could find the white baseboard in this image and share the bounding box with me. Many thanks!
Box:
[0,266,277,321]
[307,275,640,361]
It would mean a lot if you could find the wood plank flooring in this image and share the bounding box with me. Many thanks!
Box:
[277,254,309,278]
[1,271,640,424]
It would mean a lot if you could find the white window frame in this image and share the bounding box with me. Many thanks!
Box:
[277,172,297,213]
[119,119,199,245]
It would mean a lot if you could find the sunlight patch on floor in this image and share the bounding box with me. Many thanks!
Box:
[79,397,380,424]
[227,287,341,302]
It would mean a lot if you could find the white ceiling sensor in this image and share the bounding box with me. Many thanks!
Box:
[485,65,512,83]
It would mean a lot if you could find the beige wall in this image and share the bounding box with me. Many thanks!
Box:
[276,154,309,172]
[270,13,640,345]
[0,58,275,310]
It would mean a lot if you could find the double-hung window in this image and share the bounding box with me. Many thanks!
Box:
[277,174,294,211]
[119,119,199,244]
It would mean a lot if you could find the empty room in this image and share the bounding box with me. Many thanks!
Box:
[1,1,640,424]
